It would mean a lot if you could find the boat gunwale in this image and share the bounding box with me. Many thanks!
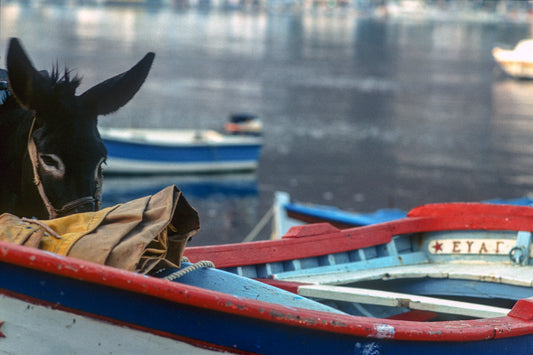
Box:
[2,203,533,342]
[185,202,533,268]
[3,238,533,343]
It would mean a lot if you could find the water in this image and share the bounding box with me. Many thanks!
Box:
[3,2,533,245]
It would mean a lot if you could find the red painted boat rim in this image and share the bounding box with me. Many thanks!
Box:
[3,202,533,343]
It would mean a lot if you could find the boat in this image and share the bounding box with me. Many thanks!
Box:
[493,39,533,79]
[98,115,262,174]
[272,191,407,238]
[224,113,263,136]
[184,202,533,353]
[5,202,533,353]
[271,191,533,238]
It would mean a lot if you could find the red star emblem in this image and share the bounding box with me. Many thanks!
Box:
[433,241,443,252]
[0,321,4,338]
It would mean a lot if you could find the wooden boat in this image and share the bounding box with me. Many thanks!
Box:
[184,202,533,353]
[5,202,533,353]
[271,191,533,238]
[272,191,406,238]
[0,242,344,353]
[99,117,262,174]
[493,39,533,79]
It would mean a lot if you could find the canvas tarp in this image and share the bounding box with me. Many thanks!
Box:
[0,185,200,274]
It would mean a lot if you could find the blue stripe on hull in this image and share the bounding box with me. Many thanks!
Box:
[103,139,262,163]
[2,261,533,354]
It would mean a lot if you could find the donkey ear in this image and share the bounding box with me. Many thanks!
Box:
[79,52,155,116]
[6,38,50,111]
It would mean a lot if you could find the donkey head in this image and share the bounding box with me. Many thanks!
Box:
[7,38,154,219]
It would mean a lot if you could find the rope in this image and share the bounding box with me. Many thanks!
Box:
[163,260,215,281]
[27,118,58,219]
[26,116,101,219]
[21,217,62,240]
[241,206,273,242]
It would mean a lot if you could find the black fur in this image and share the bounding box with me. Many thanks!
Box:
[0,38,154,219]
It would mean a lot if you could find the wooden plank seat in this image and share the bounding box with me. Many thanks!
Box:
[298,284,511,319]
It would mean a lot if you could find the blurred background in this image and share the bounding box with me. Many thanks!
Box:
[3,0,533,245]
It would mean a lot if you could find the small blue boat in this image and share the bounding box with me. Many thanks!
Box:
[99,123,262,174]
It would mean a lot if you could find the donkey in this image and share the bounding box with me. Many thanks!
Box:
[0,38,154,219]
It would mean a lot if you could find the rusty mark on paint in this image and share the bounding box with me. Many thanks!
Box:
[269,310,319,325]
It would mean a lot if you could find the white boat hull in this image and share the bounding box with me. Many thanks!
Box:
[493,40,533,79]
[0,294,217,354]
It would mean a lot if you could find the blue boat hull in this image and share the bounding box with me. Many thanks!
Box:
[5,202,533,353]
[102,138,262,174]
[2,255,533,354]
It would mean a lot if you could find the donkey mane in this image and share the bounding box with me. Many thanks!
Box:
[29,66,83,115]
[49,66,82,94]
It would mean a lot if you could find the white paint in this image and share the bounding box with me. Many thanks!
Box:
[373,324,395,339]
[298,284,510,318]
[104,157,258,174]
[0,294,219,355]
[99,127,261,147]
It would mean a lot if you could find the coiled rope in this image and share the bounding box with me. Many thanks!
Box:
[163,260,215,281]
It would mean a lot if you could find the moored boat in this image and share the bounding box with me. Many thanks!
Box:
[184,202,533,353]
[224,113,262,136]
[493,39,533,79]
[271,191,533,238]
[4,202,533,353]
[272,191,407,238]
[99,115,263,174]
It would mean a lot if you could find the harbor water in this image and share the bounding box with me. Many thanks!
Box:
[3,2,533,245]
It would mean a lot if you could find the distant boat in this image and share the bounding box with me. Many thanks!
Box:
[224,113,263,136]
[493,39,533,79]
[99,115,262,174]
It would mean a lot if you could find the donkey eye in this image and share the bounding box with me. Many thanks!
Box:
[40,155,58,167]
[39,154,65,176]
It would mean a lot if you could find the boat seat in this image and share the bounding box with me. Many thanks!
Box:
[298,284,510,319]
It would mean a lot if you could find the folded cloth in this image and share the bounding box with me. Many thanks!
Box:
[0,185,199,274]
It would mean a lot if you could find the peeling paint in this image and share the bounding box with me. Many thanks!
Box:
[224,301,247,311]
[373,324,395,339]
[428,331,443,335]
[269,310,318,325]
[329,320,347,327]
